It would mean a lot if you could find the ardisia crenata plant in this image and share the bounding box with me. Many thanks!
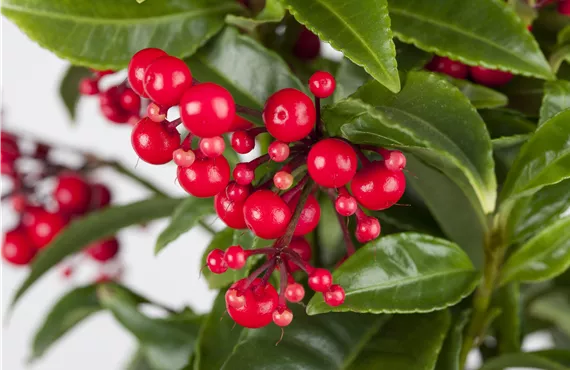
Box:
[2,0,570,369]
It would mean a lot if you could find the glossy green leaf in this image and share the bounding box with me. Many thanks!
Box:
[333,58,371,102]
[349,310,450,370]
[59,65,91,121]
[99,284,202,370]
[435,310,471,370]
[225,0,285,32]
[372,196,444,237]
[193,291,243,370]
[540,80,570,125]
[500,217,570,285]
[494,283,522,353]
[125,349,153,370]
[1,0,241,69]
[388,0,553,80]
[394,40,432,72]
[479,108,536,139]
[498,76,545,117]
[499,110,570,204]
[529,291,570,339]
[438,74,509,109]
[220,305,389,370]
[535,350,570,367]
[185,27,305,113]
[9,197,182,311]
[550,45,570,74]
[307,233,480,315]
[316,193,345,267]
[280,0,400,93]
[478,352,570,370]
[325,72,497,215]
[155,197,213,254]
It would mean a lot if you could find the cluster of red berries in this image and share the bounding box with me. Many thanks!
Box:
[122,45,407,328]
[425,56,514,87]
[1,132,121,280]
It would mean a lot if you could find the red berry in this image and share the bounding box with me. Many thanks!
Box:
[243,190,291,239]
[128,48,168,98]
[2,228,36,265]
[226,288,246,309]
[34,144,50,160]
[199,136,225,158]
[470,66,513,87]
[273,171,293,190]
[79,78,99,95]
[53,173,92,215]
[324,285,345,307]
[335,193,357,216]
[233,163,255,185]
[309,71,336,98]
[214,192,247,229]
[180,83,235,138]
[26,210,67,248]
[308,268,333,292]
[559,0,570,15]
[263,88,316,143]
[225,182,250,202]
[268,141,290,162]
[207,249,228,274]
[224,245,247,270]
[379,149,406,171]
[146,102,167,123]
[231,131,255,154]
[307,138,357,188]
[355,215,381,243]
[144,56,192,107]
[99,86,130,124]
[225,278,278,328]
[86,237,119,262]
[293,27,321,60]
[177,156,230,197]
[287,193,321,236]
[11,193,27,213]
[172,148,196,167]
[119,88,142,113]
[92,69,114,78]
[131,118,181,165]
[286,237,312,272]
[90,183,112,209]
[229,115,254,131]
[425,56,469,79]
[285,283,305,303]
[272,307,293,327]
[350,161,406,210]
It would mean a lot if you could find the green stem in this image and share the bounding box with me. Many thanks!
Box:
[106,160,168,197]
[198,220,216,235]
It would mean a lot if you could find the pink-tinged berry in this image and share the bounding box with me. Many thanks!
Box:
[144,56,192,107]
[243,190,292,239]
[307,138,357,188]
[470,66,513,87]
[355,215,381,243]
[263,88,316,143]
[273,171,293,190]
[231,131,255,154]
[128,48,168,97]
[79,78,99,95]
[177,155,230,197]
[378,149,406,171]
[293,27,321,60]
[199,136,225,158]
[180,83,235,138]
[26,210,67,248]
[285,283,305,303]
[173,148,196,167]
[233,163,255,185]
[308,268,333,292]
[131,118,181,165]
[147,102,167,122]
[225,182,250,202]
[224,245,247,270]
[226,278,278,328]
[309,71,336,98]
[286,237,312,272]
[324,285,345,307]
[559,0,570,15]
[226,288,246,309]
[90,183,112,209]
[287,193,321,236]
[214,191,247,229]
[86,237,120,262]
[119,88,142,113]
[92,69,114,78]
[268,141,290,162]
[2,228,37,265]
[351,161,406,210]
[425,56,469,79]
[335,191,358,216]
[53,173,92,215]
[207,249,228,274]
[272,307,293,327]
[11,194,27,213]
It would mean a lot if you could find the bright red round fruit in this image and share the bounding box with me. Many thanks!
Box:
[425,56,469,79]
[307,138,357,188]
[286,237,312,272]
[335,192,357,216]
[131,118,181,165]
[99,86,130,124]
[355,215,381,243]
[53,173,92,215]
[309,71,336,98]
[2,228,36,265]
[143,56,192,107]
[470,66,513,87]
[90,183,112,209]
[324,285,345,307]
[180,83,235,138]
[263,88,316,143]
[79,78,99,95]
[199,136,225,158]
[224,245,246,270]
[225,182,250,202]
[214,192,247,229]
[243,190,291,239]
[273,308,293,327]
[177,156,230,197]
[233,163,255,185]
[225,278,278,328]
[285,283,305,303]
[119,88,142,113]
[308,268,333,292]
[207,249,228,274]
[287,193,321,236]
[268,141,290,162]
[86,237,119,262]
[293,27,321,60]
[128,48,168,97]
[26,210,67,248]
[231,131,255,154]
[350,161,406,210]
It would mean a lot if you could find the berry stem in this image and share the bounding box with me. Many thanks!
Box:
[248,153,271,169]
[281,174,309,203]
[278,259,289,307]
[245,248,277,256]
[235,105,262,118]
[244,258,276,289]
[165,118,182,130]
[314,96,322,137]
[246,127,267,137]
[282,249,311,273]
[260,258,277,286]
[275,177,314,249]
[181,133,193,151]
[326,188,356,256]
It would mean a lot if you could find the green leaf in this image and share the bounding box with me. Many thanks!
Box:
[155,197,213,254]
[316,193,345,267]
[500,217,570,285]
[193,291,243,370]
[437,74,508,109]
[494,283,522,354]
[478,352,570,370]
[535,350,570,367]
[498,76,545,117]
[349,310,450,370]
[9,197,182,311]
[479,108,536,140]
[98,284,202,370]
[529,291,570,339]
[394,40,432,73]
[550,45,570,74]
[540,80,570,126]
[326,71,497,215]
[387,0,553,80]
[225,0,285,32]
[59,65,91,121]
[220,305,389,370]
[307,233,480,315]
[499,110,570,204]
[185,27,305,112]
[125,349,153,370]
[1,0,241,69]
[435,310,471,370]
[332,58,372,102]
[280,0,400,93]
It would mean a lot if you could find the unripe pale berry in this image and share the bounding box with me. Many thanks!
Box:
[273,308,293,327]
[273,171,294,190]
[199,136,225,158]
[172,148,196,167]
[268,141,290,162]
[147,102,166,123]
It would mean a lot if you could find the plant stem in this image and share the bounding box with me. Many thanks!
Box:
[275,178,314,249]
[198,220,216,235]
[235,105,262,118]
